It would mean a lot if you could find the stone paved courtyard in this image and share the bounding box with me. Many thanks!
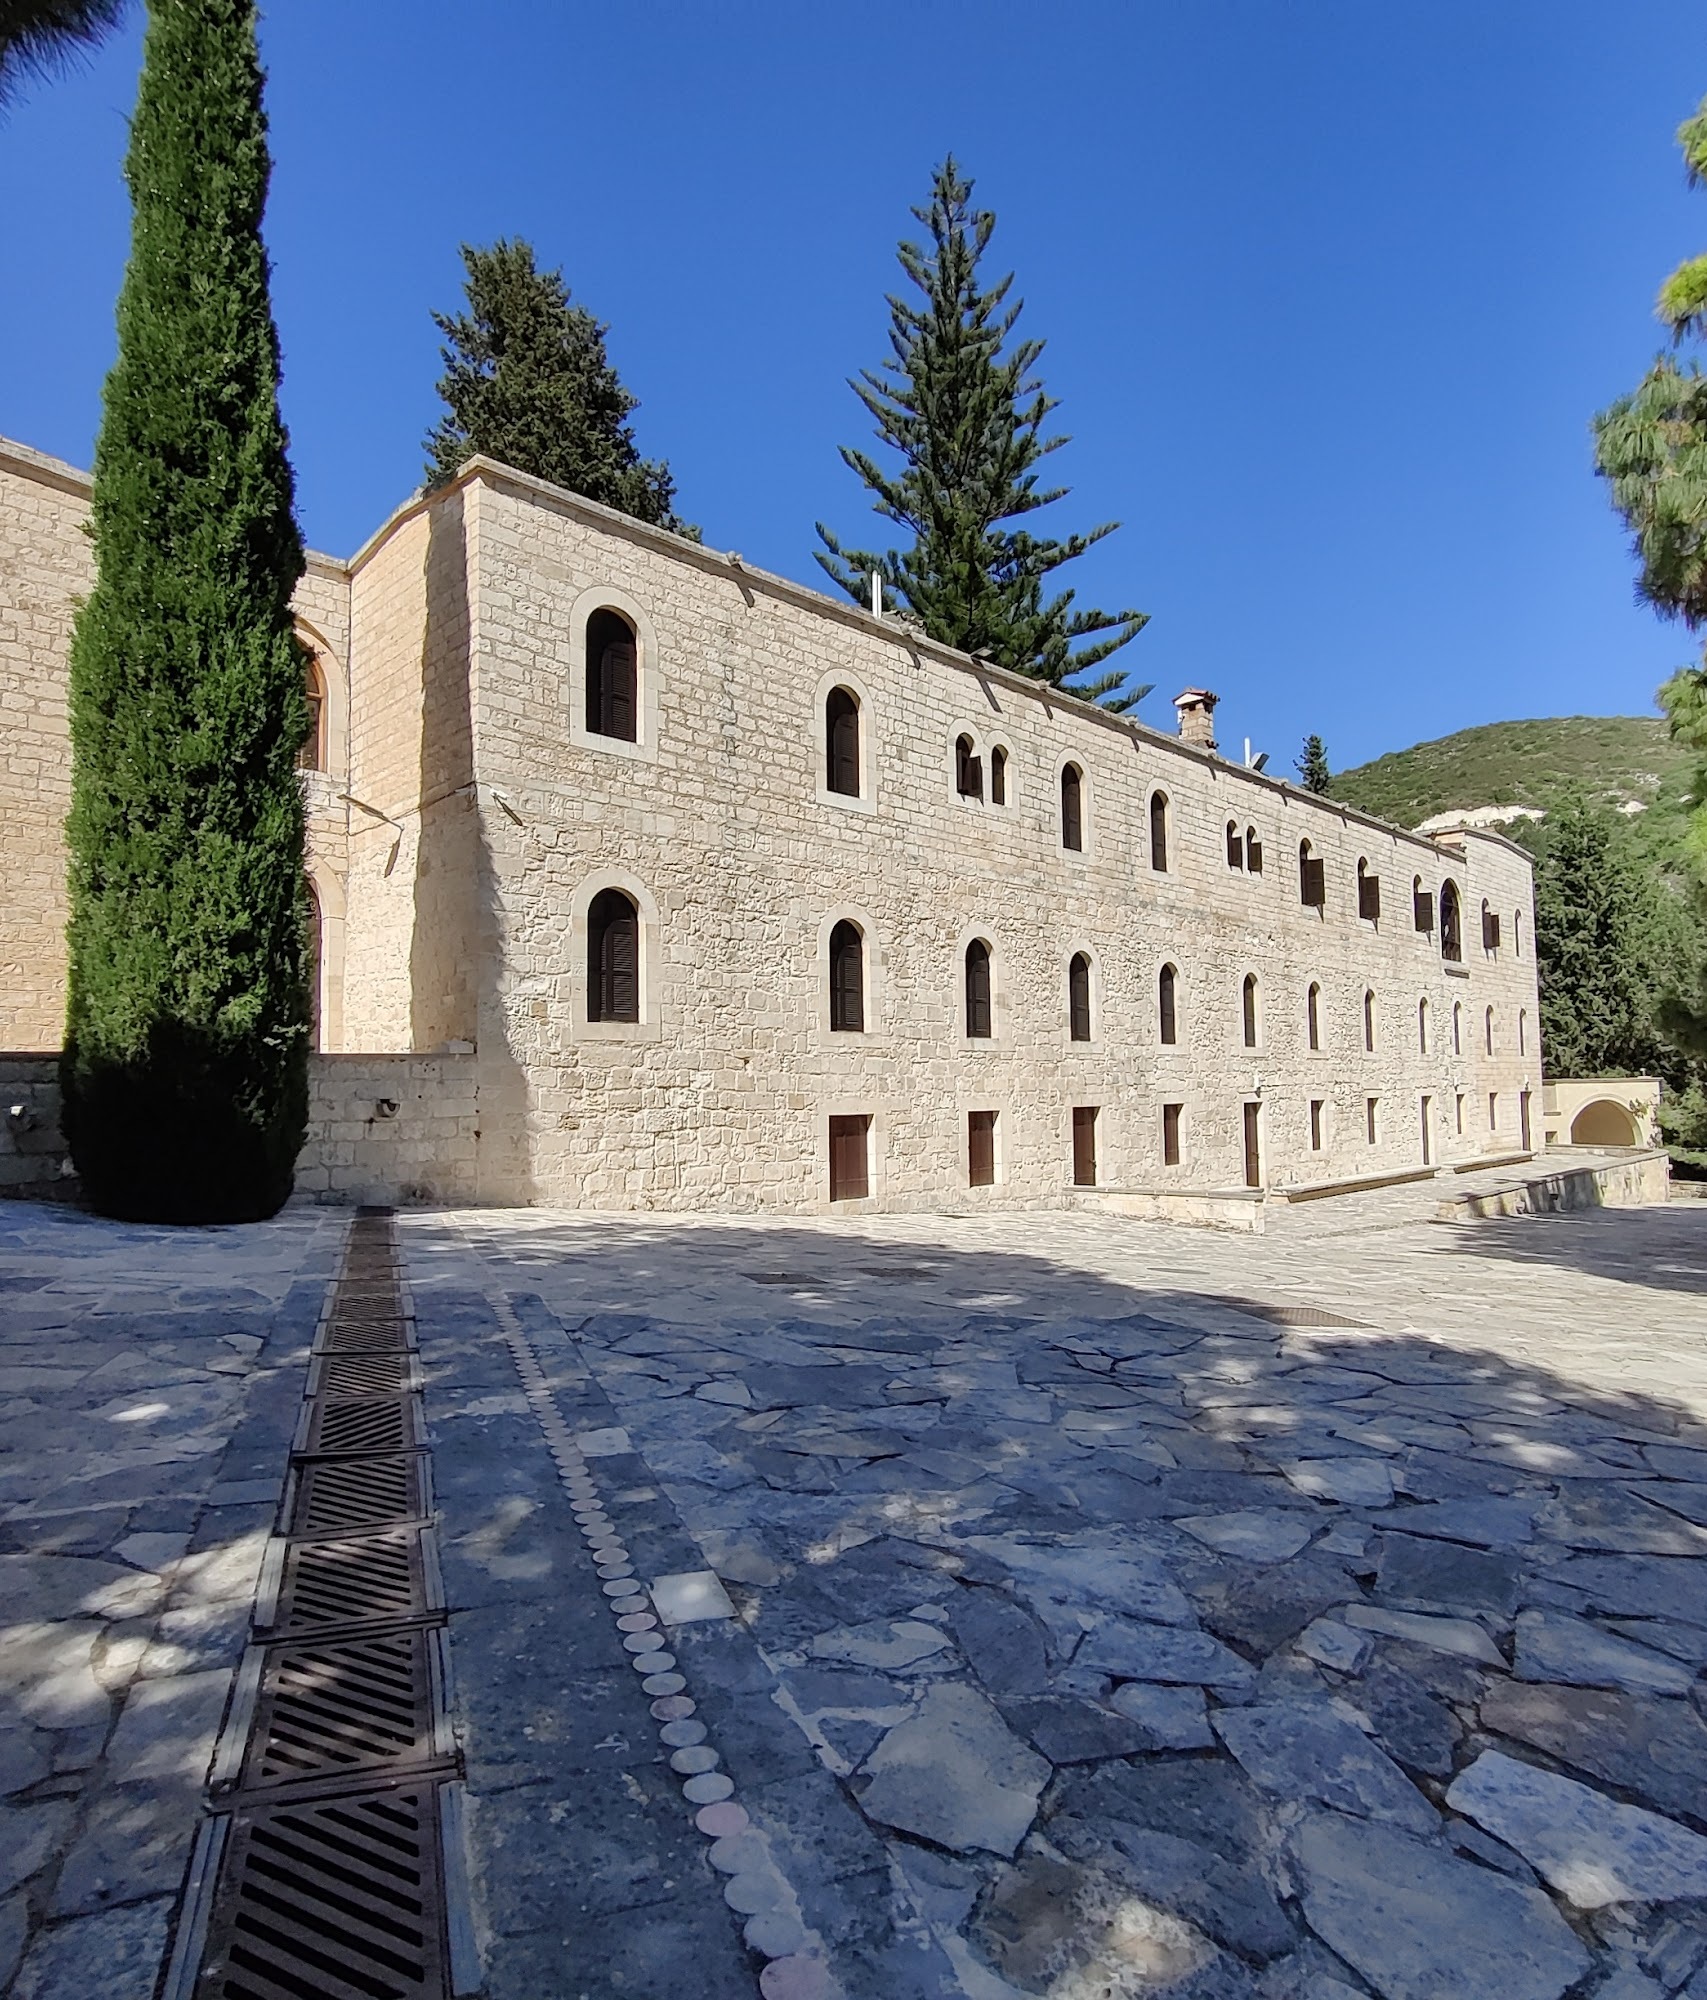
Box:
[3,1186,1707,1996]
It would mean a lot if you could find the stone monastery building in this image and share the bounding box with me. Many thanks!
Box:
[1,436,1541,1215]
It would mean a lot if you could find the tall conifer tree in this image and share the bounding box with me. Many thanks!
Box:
[426,239,695,536]
[1295,734,1331,793]
[63,0,310,1222]
[817,159,1149,709]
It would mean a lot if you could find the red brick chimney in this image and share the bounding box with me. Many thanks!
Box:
[1173,688,1219,751]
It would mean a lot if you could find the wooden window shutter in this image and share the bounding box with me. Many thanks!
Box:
[588,889,639,1023]
[826,689,860,796]
[1071,1106,1098,1187]
[968,1110,996,1187]
[829,1114,870,1200]
[1159,965,1177,1046]
[965,942,992,1039]
[1062,769,1084,851]
[829,922,864,1032]
[1069,955,1092,1042]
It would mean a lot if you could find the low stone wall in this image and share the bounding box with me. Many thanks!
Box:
[1438,1147,1671,1222]
[1090,1186,1266,1233]
[0,1052,480,1208]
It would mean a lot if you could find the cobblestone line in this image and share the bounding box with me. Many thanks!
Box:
[478,1276,843,2000]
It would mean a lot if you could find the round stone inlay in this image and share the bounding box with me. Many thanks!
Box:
[659,1719,706,1748]
[643,1671,687,1697]
[651,1695,695,1722]
[682,1771,734,1805]
[669,1745,720,1776]
[695,1802,748,1839]
[723,1870,783,1916]
[744,1911,809,1960]
[623,1631,666,1654]
[633,1650,675,1675]
[617,1612,659,1634]
[760,1956,832,2000]
[600,1579,638,1598]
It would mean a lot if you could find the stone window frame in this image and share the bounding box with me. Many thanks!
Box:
[1057,756,1091,857]
[569,869,662,1044]
[1418,995,1430,1055]
[812,666,878,817]
[1156,958,1184,1051]
[957,924,1005,1046]
[1147,788,1171,874]
[1240,969,1263,1051]
[1485,1005,1496,1056]
[1160,1099,1185,1169]
[987,739,1015,809]
[815,907,886,1044]
[1305,979,1325,1055]
[1519,1007,1528,1057]
[950,726,986,805]
[1065,943,1101,1045]
[1452,1001,1463,1056]
[965,1104,1003,1187]
[1308,1096,1328,1152]
[567,583,662,766]
[1225,818,1245,871]
[1244,824,1264,874]
[1363,987,1378,1054]
[818,1102,884,1209]
[293,618,348,779]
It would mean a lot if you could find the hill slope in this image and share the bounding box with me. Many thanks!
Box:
[1327,715,1689,830]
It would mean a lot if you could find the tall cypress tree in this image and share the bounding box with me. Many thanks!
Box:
[63,0,309,1222]
[817,159,1149,709]
[426,239,696,536]
[1295,734,1331,793]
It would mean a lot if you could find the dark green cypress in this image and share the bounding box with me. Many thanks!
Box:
[1295,734,1331,794]
[62,0,310,1222]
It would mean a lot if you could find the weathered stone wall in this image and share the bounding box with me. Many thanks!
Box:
[0,1052,478,1206]
[455,463,1543,1211]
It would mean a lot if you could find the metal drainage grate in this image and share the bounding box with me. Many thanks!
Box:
[230,1628,449,1794]
[193,1781,452,2000]
[1203,1295,1371,1329]
[298,1397,423,1458]
[288,1455,429,1537]
[309,1350,416,1398]
[258,1531,436,1640]
[319,1313,412,1354]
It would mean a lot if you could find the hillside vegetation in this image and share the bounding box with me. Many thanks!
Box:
[1327,715,1689,830]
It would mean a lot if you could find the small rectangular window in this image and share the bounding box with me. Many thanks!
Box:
[1309,1100,1324,1151]
[1300,856,1326,908]
[1161,1102,1183,1165]
[1420,1095,1433,1166]
[968,1110,997,1188]
[1455,1092,1465,1136]
[1483,909,1502,951]
[1414,886,1434,932]
[1489,1093,1499,1132]
[1072,1106,1099,1187]
[829,1114,870,1200]
[1365,1097,1378,1145]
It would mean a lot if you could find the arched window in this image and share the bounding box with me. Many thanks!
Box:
[1069,953,1093,1042]
[305,881,323,1050]
[1452,1001,1462,1056]
[1363,989,1376,1053]
[825,687,860,797]
[1519,1007,1528,1055]
[829,920,865,1033]
[1149,790,1170,872]
[586,607,638,742]
[990,745,1008,806]
[298,652,327,771]
[965,939,993,1039]
[1513,909,1523,957]
[1299,839,1325,908]
[956,734,983,800]
[1307,981,1322,1051]
[1357,858,1381,922]
[1440,881,1462,962]
[1245,826,1263,873]
[1242,973,1259,1049]
[588,887,640,1022]
[1485,1005,1495,1055]
[1158,963,1178,1046]
[1226,821,1243,870]
[1061,765,1084,851]
[1418,996,1430,1054]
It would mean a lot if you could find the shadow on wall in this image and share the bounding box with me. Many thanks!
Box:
[413,1207,1707,1995]
[414,500,534,1204]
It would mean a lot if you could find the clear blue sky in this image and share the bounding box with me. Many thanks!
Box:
[5,2,1706,770]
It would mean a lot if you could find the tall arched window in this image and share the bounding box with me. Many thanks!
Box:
[1245,826,1263,873]
[1485,1005,1495,1055]
[1158,963,1178,1046]
[825,687,860,797]
[1307,981,1322,1051]
[586,608,639,741]
[1226,821,1243,870]
[965,939,993,1039]
[1069,953,1093,1042]
[1363,989,1376,1053]
[1519,1007,1528,1055]
[588,888,640,1022]
[1061,765,1084,851]
[1513,909,1523,957]
[1357,858,1381,922]
[298,652,327,771]
[990,745,1008,805]
[1452,1001,1463,1055]
[956,734,983,800]
[1418,997,1430,1054]
[1149,790,1170,872]
[1440,882,1462,962]
[829,920,865,1032]
[1242,973,1259,1049]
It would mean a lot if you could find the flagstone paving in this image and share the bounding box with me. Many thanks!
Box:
[411,1193,1707,1998]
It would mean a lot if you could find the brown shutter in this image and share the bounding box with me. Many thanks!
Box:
[1414,885,1434,931]
[968,1110,996,1187]
[1358,871,1381,921]
[1226,822,1243,869]
[1301,856,1326,907]
[829,922,864,1032]
[588,889,639,1023]
[965,942,992,1038]
[826,690,860,796]
[990,748,1007,805]
[1062,769,1083,851]
[1162,1102,1182,1165]
[1072,1106,1098,1187]
[1159,965,1177,1045]
[829,1114,870,1200]
[1069,955,1092,1042]
[1149,793,1167,871]
[1246,833,1263,874]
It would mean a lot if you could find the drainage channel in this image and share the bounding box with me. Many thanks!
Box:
[163,1209,475,2000]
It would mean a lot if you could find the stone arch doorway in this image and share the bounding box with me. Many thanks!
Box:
[1569,1099,1641,1146]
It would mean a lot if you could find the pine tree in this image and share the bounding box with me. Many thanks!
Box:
[1531,798,1666,1077]
[1295,734,1331,793]
[426,239,695,536]
[0,0,126,108]
[817,159,1149,711]
[62,0,310,1222]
